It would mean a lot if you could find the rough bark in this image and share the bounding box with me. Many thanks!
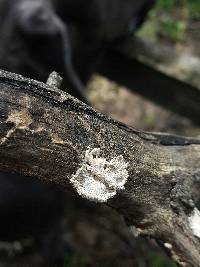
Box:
[0,70,200,267]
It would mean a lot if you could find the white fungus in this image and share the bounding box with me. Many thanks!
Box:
[188,207,200,238]
[164,243,172,250]
[70,148,129,202]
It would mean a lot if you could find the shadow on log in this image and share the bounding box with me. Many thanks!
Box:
[0,70,200,267]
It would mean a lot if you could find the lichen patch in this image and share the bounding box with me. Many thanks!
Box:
[70,148,129,202]
[188,207,200,238]
[59,93,68,102]
[164,243,173,250]
[6,109,32,129]
[51,134,65,144]
[1,110,32,144]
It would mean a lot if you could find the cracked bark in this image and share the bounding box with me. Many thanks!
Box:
[0,70,200,267]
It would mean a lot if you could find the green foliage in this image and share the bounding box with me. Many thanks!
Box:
[137,0,200,43]
[63,252,177,267]
[143,114,156,127]
[155,0,176,10]
[160,19,186,42]
[187,0,200,19]
[148,251,177,267]
[63,254,110,267]
[137,20,159,41]
[63,255,87,267]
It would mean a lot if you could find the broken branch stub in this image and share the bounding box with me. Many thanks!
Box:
[0,70,200,267]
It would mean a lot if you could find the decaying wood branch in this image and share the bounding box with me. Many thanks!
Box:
[0,70,200,267]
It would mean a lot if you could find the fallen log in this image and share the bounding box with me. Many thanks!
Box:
[98,48,200,125]
[0,70,200,267]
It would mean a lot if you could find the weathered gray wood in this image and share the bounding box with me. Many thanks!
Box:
[0,70,200,267]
